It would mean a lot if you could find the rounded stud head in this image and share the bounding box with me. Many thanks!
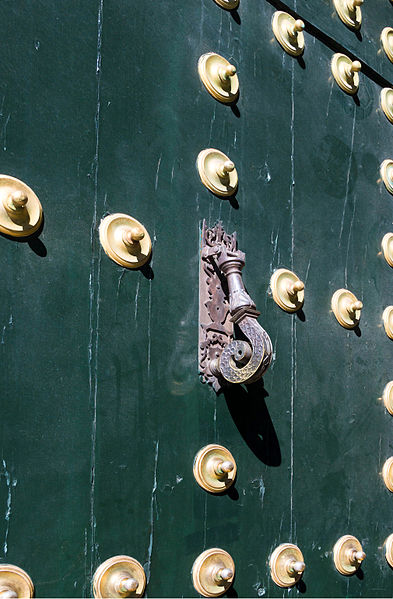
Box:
[270,268,304,313]
[122,226,145,248]
[270,544,305,588]
[9,191,28,209]
[218,568,233,581]
[294,19,305,32]
[93,555,146,598]
[118,578,139,593]
[193,444,237,493]
[198,53,239,104]
[333,535,365,575]
[272,11,305,56]
[351,60,362,72]
[192,548,235,597]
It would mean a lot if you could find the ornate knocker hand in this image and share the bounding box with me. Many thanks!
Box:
[199,221,272,392]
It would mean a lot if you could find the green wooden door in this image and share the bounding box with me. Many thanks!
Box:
[1,0,393,596]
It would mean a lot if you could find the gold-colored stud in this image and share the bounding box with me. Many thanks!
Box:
[93,555,146,598]
[331,289,362,329]
[383,382,393,415]
[192,548,235,597]
[269,544,305,588]
[381,88,393,124]
[213,0,239,9]
[383,306,393,340]
[384,533,393,567]
[381,27,393,63]
[270,268,304,313]
[380,159,393,195]
[383,457,393,492]
[193,444,237,493]
[0,175,43,238]
[0,565,34,598]
[331,53,361,95]
[272,12,305,56]
[333,0,363,30]
[99,213,152,269]
[197,149,238,197]
[198,53,239,104]
[333,535,365,575]
[381,233,393,267]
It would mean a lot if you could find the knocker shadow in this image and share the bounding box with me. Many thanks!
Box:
[223,379,281,466]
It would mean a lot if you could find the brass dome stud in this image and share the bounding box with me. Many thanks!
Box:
[380,159,393,195]
[384,533,393,567]
[272,12,305,56]
[270,268,305,313]
[381,88,393,124]
[383,457,393,492]
[193,444,237,493]
[333,535,365,575]
[382,306,393,340]
[333,0,363,30]
[99,213,152,269]
[331,54,361,95]
[0,175,43,238]
[382,382,393,415]
[269,543,305,588]
[93,555,146,598]
[212,0,239,10]
[197,149,238,197]
[198,53,239,104]
[331,289,362,329]
[192,548,235,597]
[0,565,34,598]
[381,27,393,63]
[381,233,393,267]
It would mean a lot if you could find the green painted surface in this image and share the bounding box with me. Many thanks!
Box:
[0,1,392,597]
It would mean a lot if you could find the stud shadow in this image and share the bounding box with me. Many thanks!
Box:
[296,579,307,593]
[354,30,362,42]
[352,93,360,106]
[230,9,240,25]
[0,215,47,257]
[296,55,306,70]
[355,567,364,580]
[230,104,241,118]
[224,379,281,466]
[226,586,238,597]
[295,308,306,322]
[353,324,361,337]
[215,482,240,501]
[139,262,154,280]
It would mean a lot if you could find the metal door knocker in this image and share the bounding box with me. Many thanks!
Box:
[199,221,272,392]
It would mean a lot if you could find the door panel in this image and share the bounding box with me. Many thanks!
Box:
[0,1,392,597]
